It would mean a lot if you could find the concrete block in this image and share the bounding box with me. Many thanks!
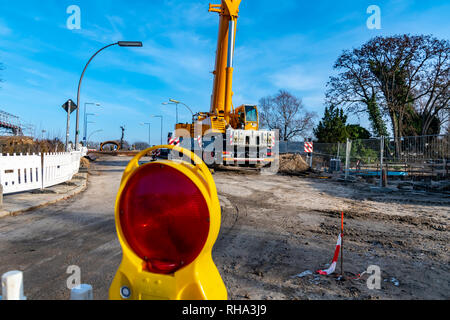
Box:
[70,284,93,300]
[1,271,27,300]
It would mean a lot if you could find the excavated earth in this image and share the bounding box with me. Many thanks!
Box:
[213,170,449,300]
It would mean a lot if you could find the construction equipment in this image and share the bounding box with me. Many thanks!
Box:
[172,0,277,166]
[100,141,120,152]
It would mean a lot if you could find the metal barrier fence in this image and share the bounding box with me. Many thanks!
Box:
[279,134,449,184]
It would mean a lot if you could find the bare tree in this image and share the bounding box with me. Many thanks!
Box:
[414,39,450,135]
[259,90,316,141]
[134,141,150,150]
[327,35,449,145]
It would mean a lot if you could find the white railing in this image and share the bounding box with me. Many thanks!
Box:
[0,150,84,195]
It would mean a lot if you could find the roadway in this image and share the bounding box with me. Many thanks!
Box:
[0,156,124,299]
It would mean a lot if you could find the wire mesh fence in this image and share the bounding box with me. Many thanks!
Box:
[279,134,449,185]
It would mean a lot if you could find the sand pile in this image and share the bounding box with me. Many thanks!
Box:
[80,157,91,169]
[279,153,309,174]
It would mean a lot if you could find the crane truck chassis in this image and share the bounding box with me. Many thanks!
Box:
[168,126,278,167]
[165,0,278,167]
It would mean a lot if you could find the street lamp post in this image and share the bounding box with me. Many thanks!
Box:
[163,99,195,124]
[83,102,101,146]
[85,112,97,143]
[75,41,143,149]
[88,129,103,148]
[162,102,178,126]
[150,115,163,145]
[140,122,151,146]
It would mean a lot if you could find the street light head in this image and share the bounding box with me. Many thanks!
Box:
[85,102,101,108]
[169,99,180,104]
[118,41,143,47]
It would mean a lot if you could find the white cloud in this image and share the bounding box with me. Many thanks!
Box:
[106,15,125,29]
[0,20,12,36]
[68,23,123,44]
[271,65,322,91]
[21,68,51,79]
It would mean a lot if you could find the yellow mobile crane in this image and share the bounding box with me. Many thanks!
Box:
[174,0,276,165]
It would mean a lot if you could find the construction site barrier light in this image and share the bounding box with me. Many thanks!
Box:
[109,145,227,300]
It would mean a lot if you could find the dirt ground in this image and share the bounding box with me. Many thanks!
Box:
[0,156,448,300]
[213,169,449,300]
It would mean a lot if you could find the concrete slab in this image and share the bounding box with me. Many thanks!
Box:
[0,172,88,218]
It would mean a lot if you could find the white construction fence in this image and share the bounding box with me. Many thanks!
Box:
[0,148,86,195]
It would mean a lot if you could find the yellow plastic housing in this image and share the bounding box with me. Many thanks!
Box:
[109,145,227,300]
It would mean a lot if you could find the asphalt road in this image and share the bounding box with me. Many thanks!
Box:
[0,156,126,300]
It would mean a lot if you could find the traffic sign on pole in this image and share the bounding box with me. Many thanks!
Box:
[62,99,77,114]
[62,100,78,151]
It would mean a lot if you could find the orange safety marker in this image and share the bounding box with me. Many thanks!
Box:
[316,211,345,276]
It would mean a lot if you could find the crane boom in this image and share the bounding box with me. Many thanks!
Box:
[209,0,241,124]
[172,0,277,167]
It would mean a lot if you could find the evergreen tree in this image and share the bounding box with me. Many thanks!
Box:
[346,124,371,140]
[314,105,372,142]
[314,105,348,143]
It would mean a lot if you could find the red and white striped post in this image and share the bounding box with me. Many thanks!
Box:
[316,211,345,276]
[304,140,313,168]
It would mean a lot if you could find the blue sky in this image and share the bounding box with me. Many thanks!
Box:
[0,0,449,144]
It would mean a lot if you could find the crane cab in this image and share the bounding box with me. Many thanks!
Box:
[233,105,259,131]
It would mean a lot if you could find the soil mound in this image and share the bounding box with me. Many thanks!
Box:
[279,153,309,173]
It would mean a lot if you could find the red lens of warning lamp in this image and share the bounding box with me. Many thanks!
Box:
[119,163,210,274]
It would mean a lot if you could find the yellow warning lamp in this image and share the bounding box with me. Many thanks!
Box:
[109,145,227,300]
